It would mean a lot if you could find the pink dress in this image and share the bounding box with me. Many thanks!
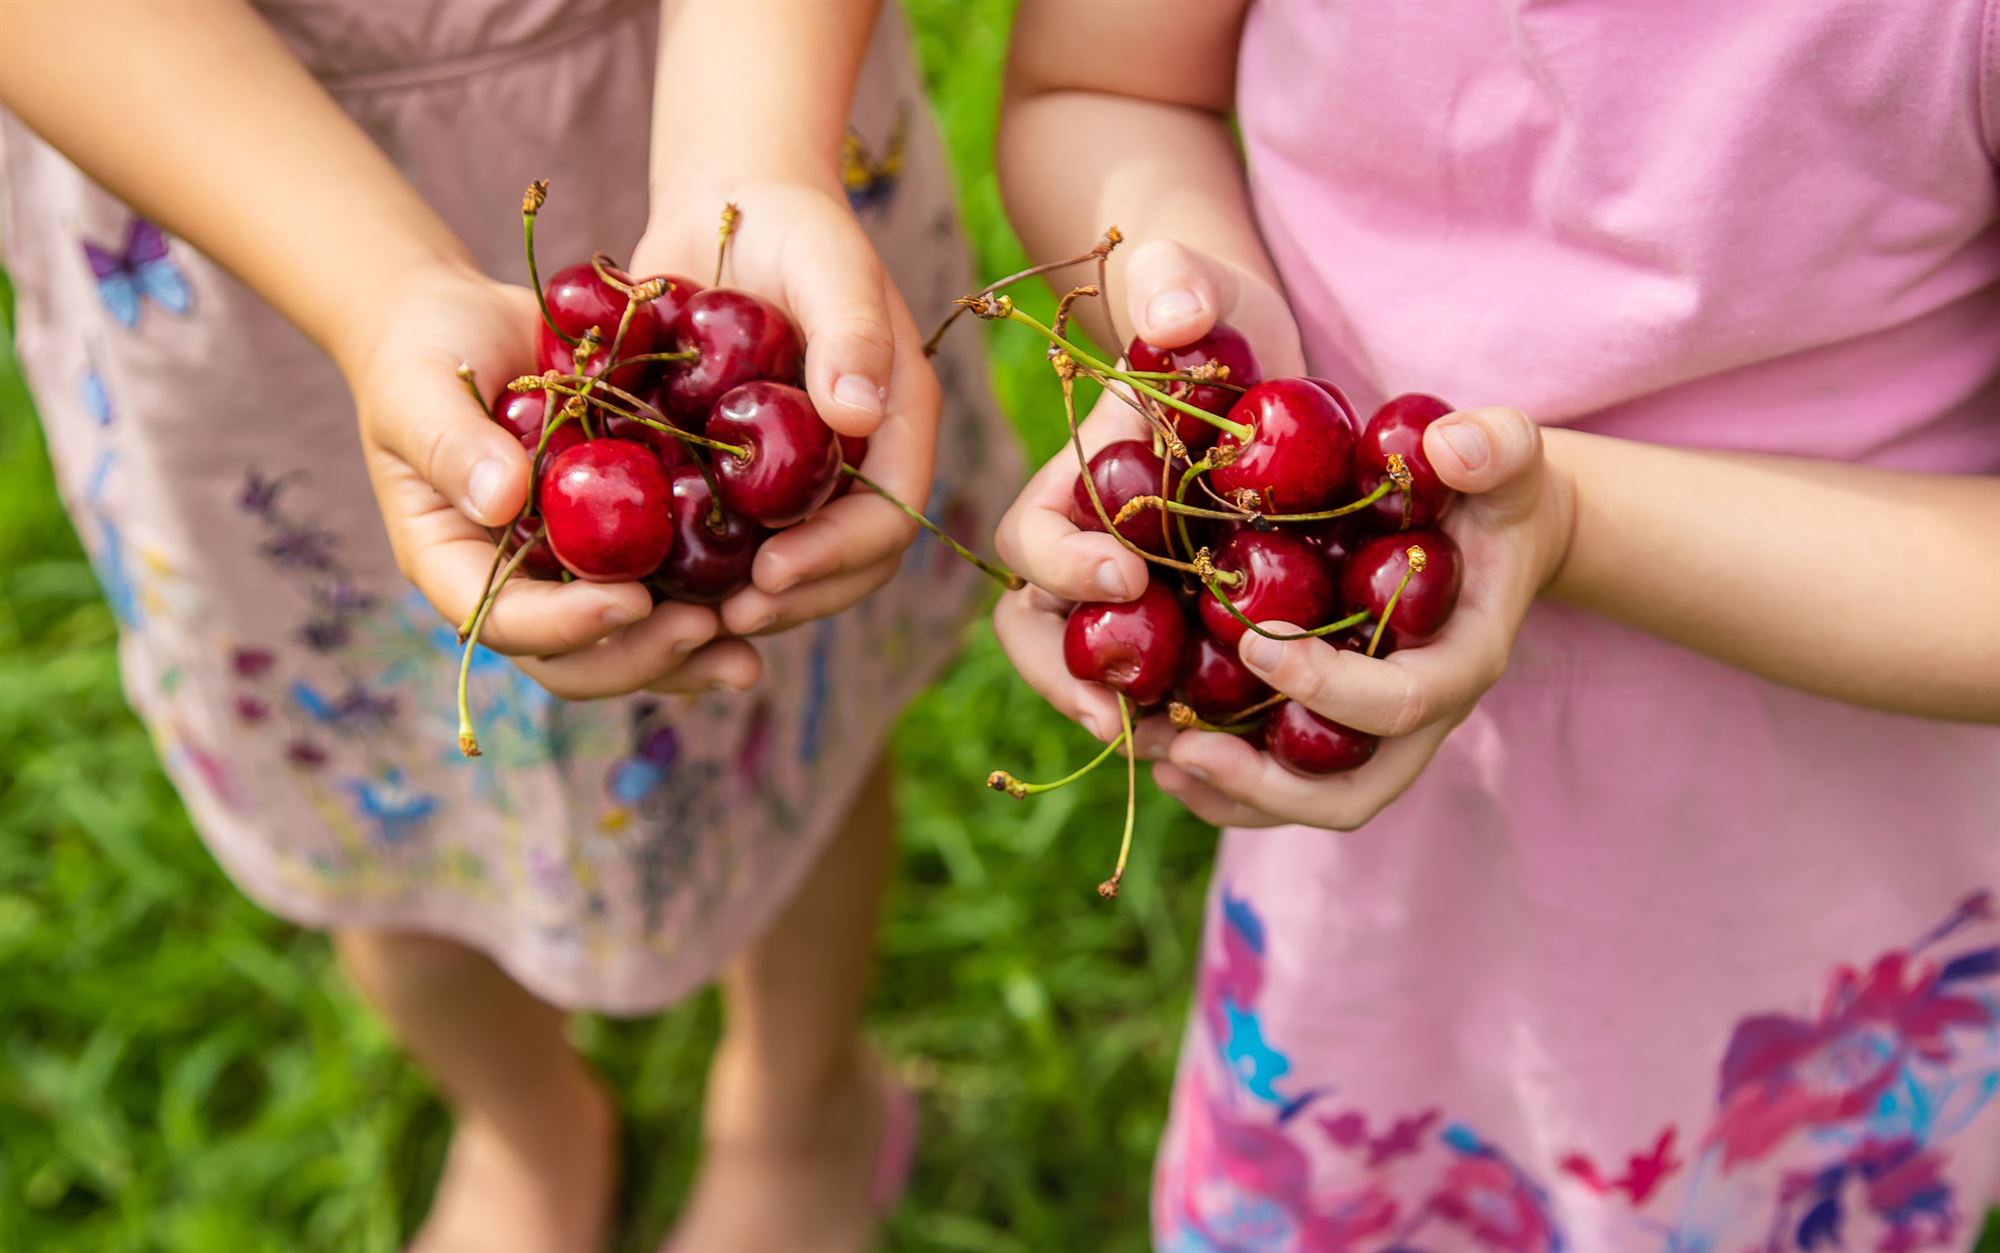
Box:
[1154,2,2000,1251]
[0,0,1018,1015]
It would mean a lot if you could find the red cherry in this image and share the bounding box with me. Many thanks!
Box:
[604,411,689,470]
[507,514,565,580]
[538,440,673,582]
[831,432,868,499]
[1127,324,1262,454]
[1354,393,1457,530]
[534,263,685,391]
[1063,578,1188,708]
[1266,701,1379,776]
[662,289,802,422]
[1179,632,1271,723]
[706,382,841,528]
[1197,528,1339,650]
[1069,439,1182,556]
[1209,378,1360,514]
[1293,514,1361,575]
[492,390,585,464]
[647,463,765,604]
[1340,528,1463,651]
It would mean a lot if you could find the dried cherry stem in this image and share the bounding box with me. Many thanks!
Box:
[1096,226,1123,352]
[610,349,700,367]
[1366,545,1427,657]
[1222,692,1289,724]
[455,363,485,409]
[599,278,667,369]
[713,202,741,287]
[1051,283,1098,341]
[1061,374,1230,582]
[1200,578,1370,642]
[1166,701,1264,736]
[841,464,1024,590]
[986,726,1129,799]
[456,532,542,758]
[986,300,1253,442]
[1121,370,1245,393]
[1116,494,1243,525]
[458,529,516,645]
[1260,477,1397,523]
[537,379,752,460]
[1098,694,1138,900]
[924,227,1124,357]
[521,180,576,346]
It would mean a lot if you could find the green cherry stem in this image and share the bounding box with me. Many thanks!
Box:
[1098,694,1138,900]
[458,529,516,645]
[1366,546,1425,658]
[925,229,1123,358]
[840,464,1025,590]
[1199,577,1371,642]
[457,531,543,758]
[455,364,485,409]
[1166,700,1267,736]
[537,380,751,460]
[521,180,577,347]
[1061,375,1227,582]
[986,726,1130,798]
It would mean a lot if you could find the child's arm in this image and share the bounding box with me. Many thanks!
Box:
[0,0,753,695]
[990,0,2000,833]
[626,0,943,640]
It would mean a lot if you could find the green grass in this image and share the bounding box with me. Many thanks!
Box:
[0,1,1216,1249]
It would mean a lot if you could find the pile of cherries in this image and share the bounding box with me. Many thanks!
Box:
[1058,330,1464,780]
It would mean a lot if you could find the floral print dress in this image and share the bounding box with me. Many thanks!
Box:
[0,0,1018,1014]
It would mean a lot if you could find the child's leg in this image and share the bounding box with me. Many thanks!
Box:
[669,750,899,1253]
[335,929,617,1253]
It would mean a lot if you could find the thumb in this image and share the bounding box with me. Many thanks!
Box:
[1424,406,1543,499]
[1123,238,1230,348]
[372,371,532,528]
[787,221,898,439]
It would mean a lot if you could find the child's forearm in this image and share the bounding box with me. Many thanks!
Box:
[649,0,881,193]
[999,0,1275,347]
[1545,431,2000,722]
[0,0,473,378]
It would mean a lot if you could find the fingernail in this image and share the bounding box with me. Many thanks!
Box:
[744,612,777,634]
[1081,713,1109,741]
[709,678,741,694]
[670,638,695,659]
[833,373,886,416]
[1243,634,1283,671]
[1146,288,1201,327]
[1182,765,1211,783]
[765,569,800,595]
[466,458,509,521]
[1437,420,1489,472]
[603,603,645,629]
[1096,560,1134,599]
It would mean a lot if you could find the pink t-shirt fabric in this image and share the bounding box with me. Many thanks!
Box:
[1153,3,2000,1252]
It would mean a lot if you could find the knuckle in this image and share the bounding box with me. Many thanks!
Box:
[1383,672,1431,738]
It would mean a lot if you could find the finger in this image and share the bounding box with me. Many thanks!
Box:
[1123,238,1227,348]
[1424,406,1543,498]
[783,216,899,438]
[1151,761,1286,828]
[718,558,899,637]
[748,483,916,595]
[1237,618,1502,739]
[368,362,532,528]
[993,392,1155,602]
[512,601,731,700]
[644,637,765,695]
[992,587,1125,742]
[1163,721,1452,832]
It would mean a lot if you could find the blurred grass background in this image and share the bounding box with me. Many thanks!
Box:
[0,0,1220,1249]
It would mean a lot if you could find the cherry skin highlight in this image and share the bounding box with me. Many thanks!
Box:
[1063,578,1189,708]
[663,289,802,422]
[534,262,682,391]
[1266,701,1379,776]
[1127,324,1262,454]
[1209,378,1360,514]
[1341,528,1463,651]
[706,381,842,528]
[1355,393,1457,530]
[1180,632,1271,723]
[491,391,585,464]
[538,440,674,583]
[1197,528,1340,650]
[1069,439,1183,556]
[648,462,764,604]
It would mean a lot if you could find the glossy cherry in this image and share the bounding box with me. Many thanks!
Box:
[1063,578,1188,708]
[1069,439,1182,556]
[1197,528,1340,650]
[706,381,841,528]
[648,463,764,604]
[1209,378,1360,514]
[1340,527,1463,651]
[535,263,688,391]
[538,439,673,583]
[1127,324,1262,454]
[492,390,585,464]
[508,514,565,580]
[604,411,690,470]
[1266,701,1379,777]
[662,288,802,422]
[1355,393,1457,530]
[831,432,868,499]
[1179,632,1271,723]
[1293,513,1361,574]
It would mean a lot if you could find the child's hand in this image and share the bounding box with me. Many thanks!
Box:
[348,263,754,698]
[630,177,939,640]
[1153,404,1572,830]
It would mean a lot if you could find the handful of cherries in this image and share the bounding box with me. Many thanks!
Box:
[966,262,1467,897]
[453,184,1017,756]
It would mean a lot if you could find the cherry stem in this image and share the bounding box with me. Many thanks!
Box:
[455,364,484,410]
[538,379,752,460]
[1096,228,1122,355]
[456,531,542,758]
[841,464,1024,590]
[1166,701,1265,736]
[1200,577,1370,642]
[1174,458,1213,561]
[522,180,577,347]
[714,202,741,288]
[1222,691,1289,724]
[1261,478,1394,523]
[1121,370,1245,394]
[1366,545,1426,657]
[1098,694,1138,900]
[990,302,1254,442]
[986,726,1129,799]
[1060,375,1217,580]
[923,228,1124,358]
[610,349,700,367]
[458,529,514,644]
